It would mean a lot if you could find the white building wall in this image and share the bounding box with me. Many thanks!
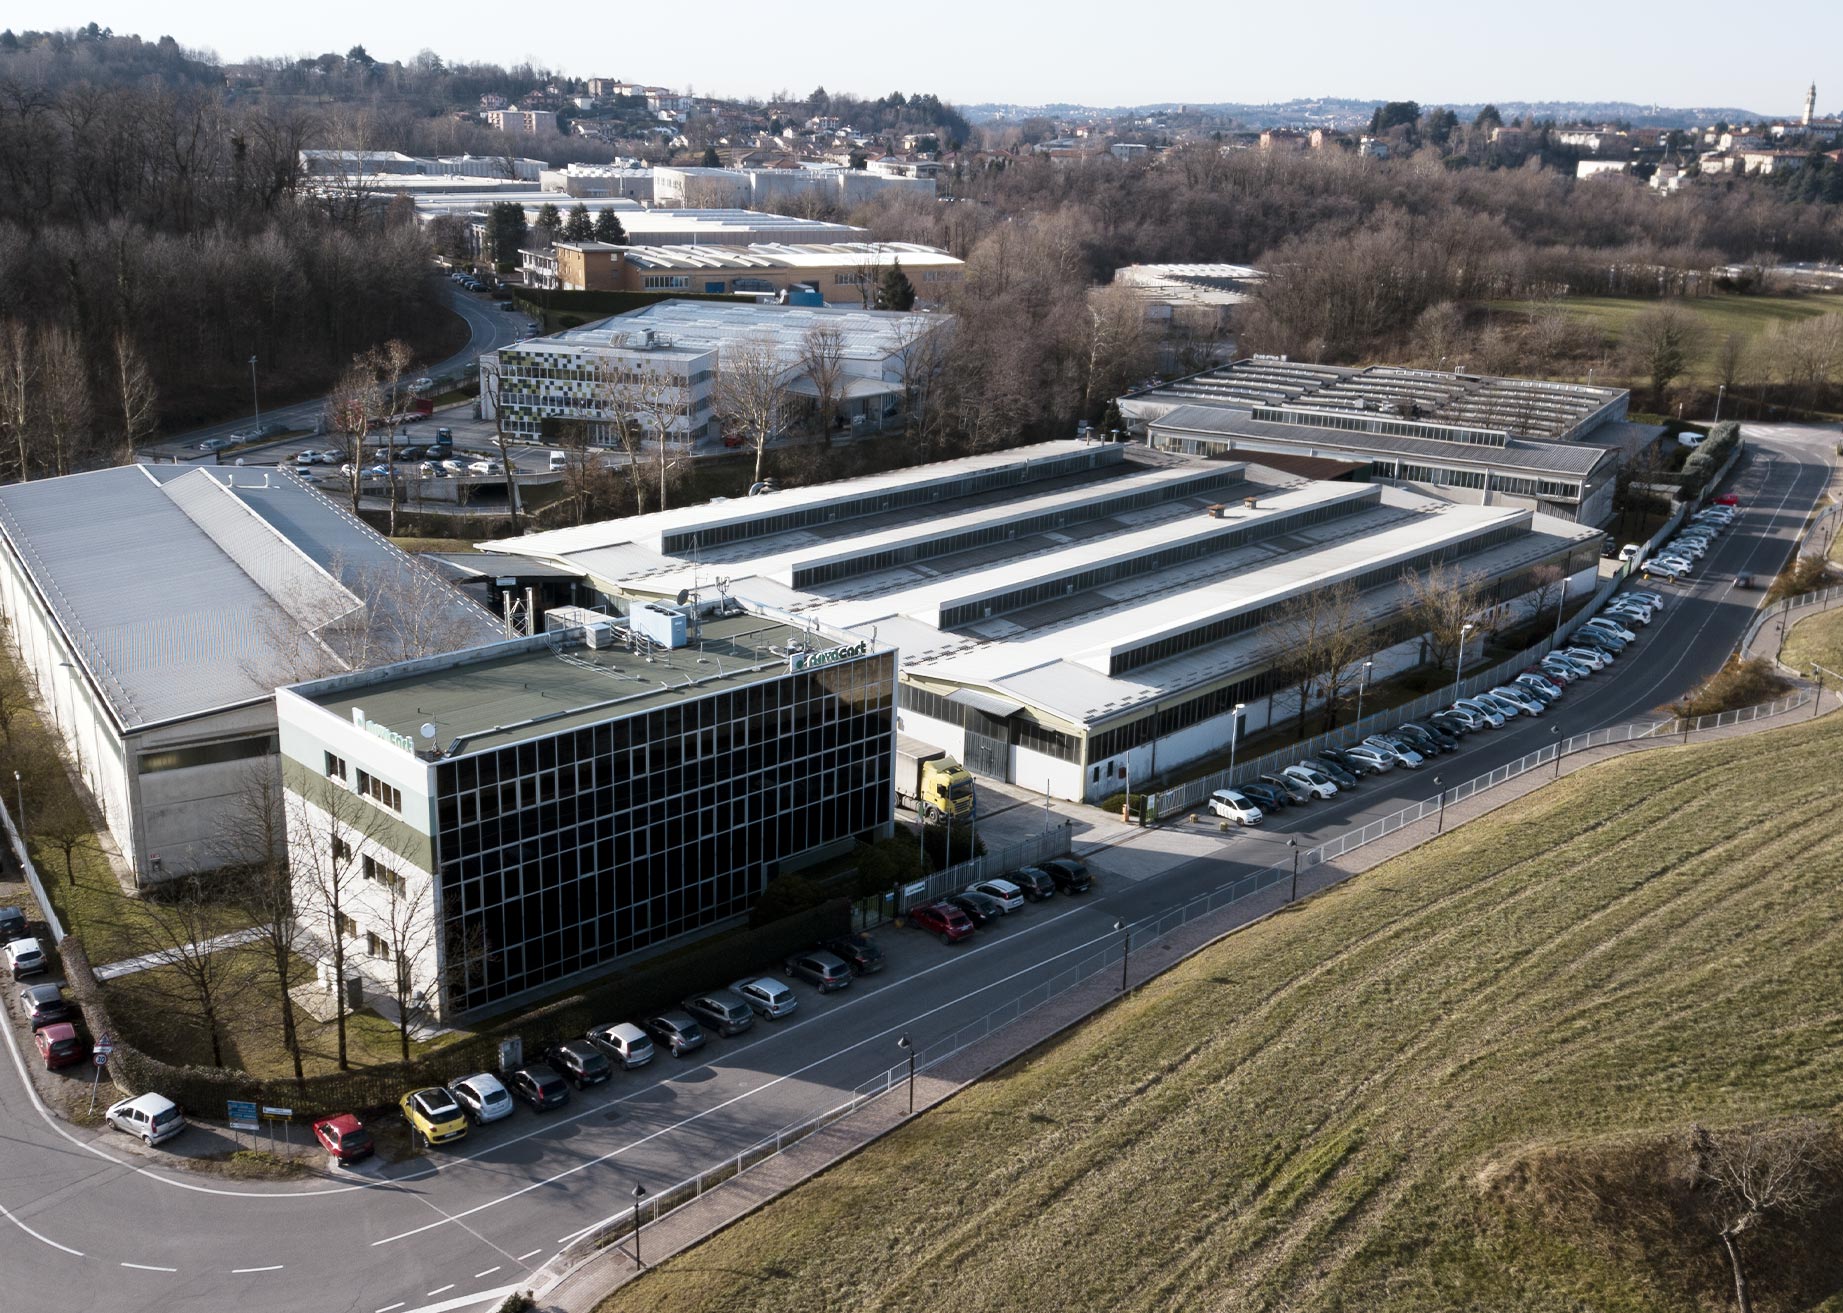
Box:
[1010,744,1084,802]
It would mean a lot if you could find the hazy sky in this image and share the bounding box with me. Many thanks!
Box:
[39,1,1843,115]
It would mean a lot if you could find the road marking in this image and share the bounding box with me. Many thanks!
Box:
[233,1265,284,1273]
[394,1286,520,1313]
[514,1249,542,1262]
[121,1262,178,1272]
[427,1284,455,1296]
[473,1266,500,1278]
[0,1200,84,1256]
[376,1303,406,1312]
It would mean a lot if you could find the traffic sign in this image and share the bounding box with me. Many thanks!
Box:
[92,1051,107,1067]
[227,1099,259,1131]
[261,1106,293,1121]
[94,1041,115,1058]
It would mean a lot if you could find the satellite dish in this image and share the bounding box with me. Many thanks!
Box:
[676,589,690,605]
[420,723,438,740]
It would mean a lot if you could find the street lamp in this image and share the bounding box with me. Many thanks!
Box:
[1812,664,1840,719]
[1433,775,1447,834]
[1113,918,1130,992]
[11,769,20,831]
[1452,623,1475,703]
[1551,725,1562,778]
[1355,661,1373,725]
[897,1033,914,1114]
[1287,838,1300,901]
[631,1183,647,1269]
[1226,703,1246,784]
[1714,382,1726,424]
[248,355,260,427]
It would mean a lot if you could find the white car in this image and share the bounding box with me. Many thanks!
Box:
[1490,685,1546,716]
[1617,543,1642,563]
[1560,646,1611,670]
[1453,697,1506,728]
[1281,764,1339,799]
[5,936,47,978]
[967,878,1025,912]
[468,460,504,475]
[1475,692,1523,720]
[1625,590,1665,609]
[1207,788,1263,825]
[1512,673,1563,704]
[1363,734,1424,768]
[440,459,468,474]
[1605,603,1653,626]
[1538,657,1582,683]
[586,1021,655,1067]
[448,1072,514,1124]
[106,1092,187,1146]
[1584,617,1637,643]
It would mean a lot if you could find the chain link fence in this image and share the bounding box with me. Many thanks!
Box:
[894,826,1074,914]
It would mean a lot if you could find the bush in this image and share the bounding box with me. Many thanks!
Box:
[1098,791,1154,817]
[921,822,984,870]
[1672,656,1792,718]
[749,874,827,927]
[853,835,923,900]
[497,1294,536,1313]
[1767,553,1834,603]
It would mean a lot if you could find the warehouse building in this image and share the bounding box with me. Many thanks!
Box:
[0,466,499,884]
[277,608,893,1017]
[521,239,963,303]
[1120,358,1635,523]
[476,441,1601,802]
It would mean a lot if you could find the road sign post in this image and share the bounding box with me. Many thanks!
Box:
[227,1099,259,1132]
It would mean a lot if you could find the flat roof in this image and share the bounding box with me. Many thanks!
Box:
[595,241,962,272]
[302,612,877,756]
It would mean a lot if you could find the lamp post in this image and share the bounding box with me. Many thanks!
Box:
[1553,580,1567,644]
[898,1033,914,1114]
[631,1183,647,1269]
[1452,623,1475,704]
[1113,919,1130,992]
[1287,838,1300,901]
[1355,662,1372,726]
[1551,725,1562,778]
[249,355,260,427]
[1226,703,1245,784]
[1714,382,1725,424]
[1812,664,1840,719]
[12,769,20,832]
[1434,775,1447,834]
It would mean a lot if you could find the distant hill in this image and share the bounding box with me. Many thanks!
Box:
[964,97,1770,130]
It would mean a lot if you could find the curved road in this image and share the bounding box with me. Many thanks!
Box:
[0,426,1831,1313]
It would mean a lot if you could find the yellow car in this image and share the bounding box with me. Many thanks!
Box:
[399,1087,469,1147]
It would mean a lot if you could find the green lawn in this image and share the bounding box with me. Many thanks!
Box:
[1492,291,1843,389]
[599,713,1843,1313]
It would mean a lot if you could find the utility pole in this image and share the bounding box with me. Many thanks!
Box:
[249,355,260,427]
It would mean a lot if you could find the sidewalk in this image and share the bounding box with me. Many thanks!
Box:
[92,926,265,981]
[535,686,1839,1313]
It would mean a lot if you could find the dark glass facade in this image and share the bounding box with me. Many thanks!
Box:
[434,650,894,1011]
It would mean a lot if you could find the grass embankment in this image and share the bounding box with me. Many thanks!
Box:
[1490,291,1843,390]
[600,714,1843,1313]
[1783,605,1843,680]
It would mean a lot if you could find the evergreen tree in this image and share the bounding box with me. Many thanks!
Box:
[593,208,627,244]
[484,201,528,271]
[875,258,916,311]
[535,202,562,238]
[1473,104,1503,130]
[564,203,593,241]
[701,144,721,168]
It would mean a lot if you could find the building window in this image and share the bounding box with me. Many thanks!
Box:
[332,836,352,864]
[325,752,347,782]
[367,932,392,960]
[642,275,689,290]
[135,735,276,774]
[363,854,403,891]
[338,913,359,939]
[355,769,402,812]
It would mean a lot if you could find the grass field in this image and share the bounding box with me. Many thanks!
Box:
[1783,605,1843,681]
[599,714,1843,1313]
[1491,291,1843,390]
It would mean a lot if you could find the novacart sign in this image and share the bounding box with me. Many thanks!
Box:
[790,640,869,672]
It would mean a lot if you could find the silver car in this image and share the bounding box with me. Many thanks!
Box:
[682,989,756,1037]
[731,976,798,1019]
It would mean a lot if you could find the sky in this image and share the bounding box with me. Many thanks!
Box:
[34,1,1843,116]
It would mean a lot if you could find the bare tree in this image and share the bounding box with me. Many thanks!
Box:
[1268,581,1368,736]
[796,324,846,446]
[1083,283,1155,419]
[370,339,415,537]
[38,326,92,477]
[374,871,438,1061]
[0,319,41,482]
[33,788,93,885]
[581,355,655,516]
[129,874,254,1069]
[112,331,159,462]
[288,772,384,1071]
[1401,563,1487,675]
[1522,563,1567,628]
[216,766,307,1085]
[1690,1119,1835,1313]
[716,332,790,482]
[626,366,693,512]
[892,313,950,450]
[1713,331,1749,398]
[1623,303,1703,406]
[327,358,380,514]
[476,360,526,533]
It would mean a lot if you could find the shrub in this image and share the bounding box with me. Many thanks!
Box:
[1767,553,1834,603]
[749,873,827,927]
[921,822,984,870]
[497,1293,536,1313]
[1672,656,1792,718]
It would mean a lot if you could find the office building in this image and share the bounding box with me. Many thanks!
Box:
[521,240,963,303]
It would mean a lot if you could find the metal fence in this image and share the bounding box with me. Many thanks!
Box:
[0,794,65,943]
[546,678,1819,1287]
[1738,583,1843,663]
[895,826,1074,914]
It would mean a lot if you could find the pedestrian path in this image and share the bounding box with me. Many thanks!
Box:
[92,926,265,980]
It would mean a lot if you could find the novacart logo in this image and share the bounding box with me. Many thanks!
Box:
[790,640,869,671]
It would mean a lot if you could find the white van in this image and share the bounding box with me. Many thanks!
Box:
[106,1093,187,1146]
[548,449,568,472]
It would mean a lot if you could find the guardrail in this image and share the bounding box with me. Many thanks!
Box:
[0,794,65,943]
[545,680,1820,1287]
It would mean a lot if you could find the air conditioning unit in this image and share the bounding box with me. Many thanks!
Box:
[584,622,616,649]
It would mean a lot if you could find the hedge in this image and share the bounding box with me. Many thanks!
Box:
[1679,420,1741,499]
[63,899,849,1122]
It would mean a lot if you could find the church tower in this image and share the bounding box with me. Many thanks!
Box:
[1805,83,1817,127]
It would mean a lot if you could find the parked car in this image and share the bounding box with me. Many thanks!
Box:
[1512,673,1563,704]
[1474,691,1525,719]
[1560,645,1614,669]
[0,906,26,942]
[468,460,504,475]
[1573,628,1628,655]
[1041,857,1093,893]
[639,1011,707,1058]
[507,1065,571,1112]
[35,1022,89,1070]
[682,989,757,1035]
[968,877,1026,912]
[1605,604,1653,626]
[1260,770,1314,803]
[1429,709,1478,736]
[1713,493,1741,507]
[1342,744,1396,773]
[946,891,1004,927]
[821,933,884,973]
[1005,867,1057,901]
[1281,764,1339,799]
[314,449,344,465]
[1208,788,1264,825]
[1535,658,1578,685]
[1491,684,1548,715]
[1617,543,1642,563]
[448,1072,514,1124]
[196,436,233,452]
[312,1113,375,1163]
[400,1087,469,1146]
[1584,617,1638,643]
[783,950,855,991]
[1308,755,1359,789]
[440,459,468,474]
[1453,697,1507,728]
[1238,781,1290,811]
[1362,735,1425,768]
[1390,724,1447,757]
[585,1021,655,1068]
[1406,720,1461,750]
[909,901,976,943]
[1320,745,1383,775]
[730,976,799,1018]
[19,982,73,1031]
[543,1039,613,1087]
[106,1092,187,1147]
[5,937,47,979]
[1643,561,1688,583]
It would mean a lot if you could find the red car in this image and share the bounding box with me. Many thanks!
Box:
[34,1022,89,1070]
[1713,493,1740,506]
[313,1113,375,1164]
[909,901,976,944]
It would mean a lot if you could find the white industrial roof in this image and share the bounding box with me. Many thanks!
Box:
[604,241,961,273]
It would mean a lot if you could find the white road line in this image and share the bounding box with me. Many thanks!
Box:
[0,1200,84,1257]
[514,1249,542,1262]
[121,1262,178,1272]
[376,1303,406,1312]
[232,1265,284,1273]
[427,1284,456,1296]
[473,1266,500,1278]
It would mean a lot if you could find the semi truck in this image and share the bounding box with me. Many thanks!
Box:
[895,737,976,823]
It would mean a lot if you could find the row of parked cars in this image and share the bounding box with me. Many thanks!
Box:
[389,930,892,1154]
[1645,501,1740,584]
[906,857,1093,944]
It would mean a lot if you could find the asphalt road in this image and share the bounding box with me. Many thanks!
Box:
[0,425,1830,1313]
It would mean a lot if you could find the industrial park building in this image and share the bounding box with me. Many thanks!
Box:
[277,609,893,1017]
[1121,359,1641,524]
[520,239,963,302]
[475,441,1601,803]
